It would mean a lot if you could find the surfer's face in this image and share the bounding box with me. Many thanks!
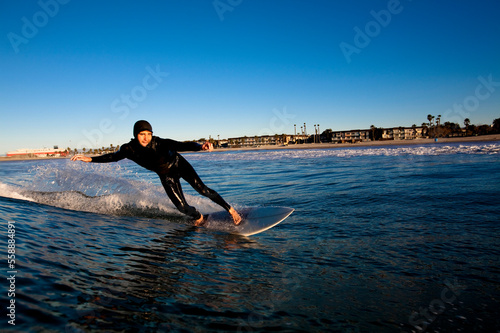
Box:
[137,130,152,147]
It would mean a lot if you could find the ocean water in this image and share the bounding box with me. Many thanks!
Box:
[0,142,499,332]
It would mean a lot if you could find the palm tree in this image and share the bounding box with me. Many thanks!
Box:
[421,122,429,138]
[427,114,435,137]
[436,115,441,137]
[464,118,470,136]
[493,118,500,133]
[427,114,434,127]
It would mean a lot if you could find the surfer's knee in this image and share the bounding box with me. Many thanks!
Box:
[198,186,218,199]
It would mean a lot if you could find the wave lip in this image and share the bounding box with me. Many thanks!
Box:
[0,162,183,221]
[0,182,34,202]
[185,142,500,161]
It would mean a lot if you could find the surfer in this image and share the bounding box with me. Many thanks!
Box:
[71,120,242,226]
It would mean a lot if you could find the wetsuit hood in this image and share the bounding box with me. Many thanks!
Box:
[133,120,153,138]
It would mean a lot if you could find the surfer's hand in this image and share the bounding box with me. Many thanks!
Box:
[71,155,92,163]
[201,142,213,151]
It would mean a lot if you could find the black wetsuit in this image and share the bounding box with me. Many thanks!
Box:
[91,136,231,219]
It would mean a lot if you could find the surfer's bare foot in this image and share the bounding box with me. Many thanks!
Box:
[193,214,204,226]
[229,207,242,225]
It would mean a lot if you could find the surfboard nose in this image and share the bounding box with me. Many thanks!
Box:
[236,206,294,236]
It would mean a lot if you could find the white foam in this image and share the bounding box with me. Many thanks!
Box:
[185,142,500,161]
[3,142,497,219]
[0,182,34,202]
[2,162,221,220]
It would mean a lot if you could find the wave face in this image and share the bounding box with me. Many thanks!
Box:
[0,162,222,220]
[185,142,500,161]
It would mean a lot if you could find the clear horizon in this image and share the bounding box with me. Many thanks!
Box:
[1,0,499,155]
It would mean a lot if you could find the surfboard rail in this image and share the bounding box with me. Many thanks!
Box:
[234,206,294,236]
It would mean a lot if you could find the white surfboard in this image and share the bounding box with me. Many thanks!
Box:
[205,207,294,236]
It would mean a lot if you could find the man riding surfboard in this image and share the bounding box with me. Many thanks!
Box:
[71,120,241,226]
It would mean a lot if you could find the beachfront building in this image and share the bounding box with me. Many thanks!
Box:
[226,134,299,148]
[320,126,425,143]
[217,125,427,148]
[6,146,68,158]
[330,129,371,144]
[382,126,424,140]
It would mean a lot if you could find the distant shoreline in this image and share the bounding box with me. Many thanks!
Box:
[1,134,499,162]
[223,134,500,152]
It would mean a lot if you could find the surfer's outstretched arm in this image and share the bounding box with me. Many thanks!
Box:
[71,155,92,162]
[71,147,128,164]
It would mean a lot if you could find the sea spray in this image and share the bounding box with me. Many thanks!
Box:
[2,160,224,220]
[183,142,500,161]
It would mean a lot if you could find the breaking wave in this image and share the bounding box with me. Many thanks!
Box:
[186,142,500,161]
[0,162,222,220]
[0,141,497,222]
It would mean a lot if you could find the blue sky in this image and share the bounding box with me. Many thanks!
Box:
[1,0,499,154]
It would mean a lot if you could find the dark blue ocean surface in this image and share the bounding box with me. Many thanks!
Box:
[1,142,499,332]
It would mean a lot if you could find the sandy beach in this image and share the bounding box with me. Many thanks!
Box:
[1,134,499,162]
[227,134,500,152]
